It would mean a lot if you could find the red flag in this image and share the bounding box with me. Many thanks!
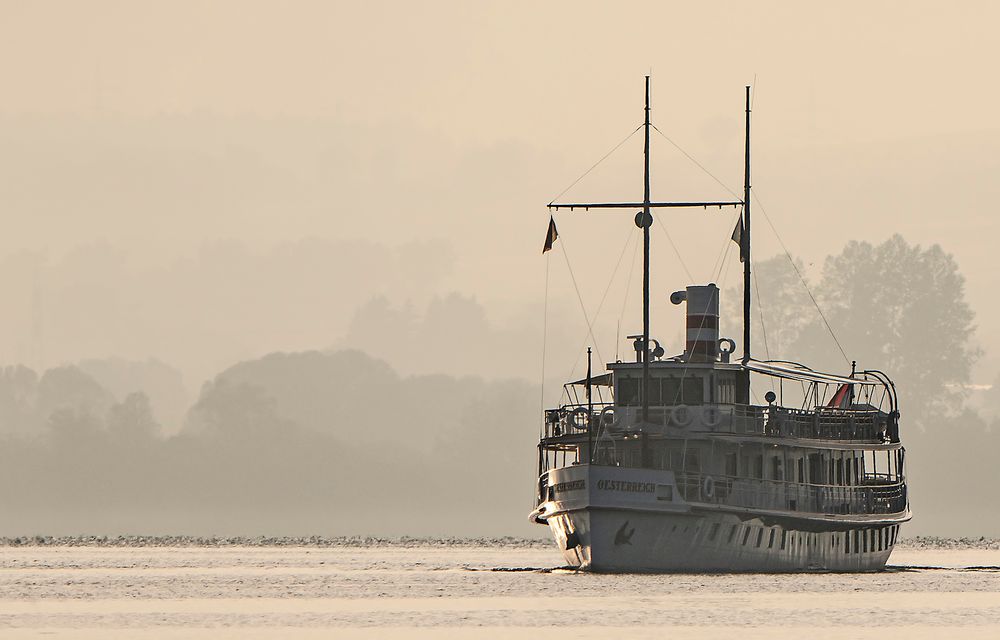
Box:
[826,383,853,409]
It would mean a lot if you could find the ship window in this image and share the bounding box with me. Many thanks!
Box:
[756,529,764,547]
[724,453,737,477]
[768,529,776,549]
[683,378,704,405]
[667,450,683,471]
[752,455,764,479]
[797,459,804,483]
[662,378,681,404]
[708,522,720,541]
[853,530,860,553]
[742,527,752,546]
[808,453,822,484]
[618,378,639,406]
[771,456,783,481]
[685,449,701,472]
[845,531,851,553]
[645,378,662,405]
[728,525,737,544]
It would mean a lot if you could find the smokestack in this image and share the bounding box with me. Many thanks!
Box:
[671,284,720,362]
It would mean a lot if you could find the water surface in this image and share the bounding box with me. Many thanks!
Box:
[1,540,998,638]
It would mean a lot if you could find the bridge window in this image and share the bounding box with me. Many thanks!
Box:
[645,378,662,405]
[618,378,639,405]
[683,378,704,404]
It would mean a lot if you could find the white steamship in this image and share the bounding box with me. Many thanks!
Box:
[529,80,910,572]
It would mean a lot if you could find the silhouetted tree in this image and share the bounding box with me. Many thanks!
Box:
[800,234,979,423]
[107,391,160,440]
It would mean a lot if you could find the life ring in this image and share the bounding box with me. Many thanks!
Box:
[600,406,619,429]
[672,404,693,427]
[571,407,590,430]
[702,406,722,429]
[703,475,715,499]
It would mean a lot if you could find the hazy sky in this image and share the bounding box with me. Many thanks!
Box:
[1,1,998,385]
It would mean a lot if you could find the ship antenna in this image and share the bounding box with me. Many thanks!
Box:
[641,75,652,423]
[742,85,752,364]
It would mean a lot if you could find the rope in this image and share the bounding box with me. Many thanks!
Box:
[549,124,643,204]
[654,214,694,282]
[711,206,743,283]
[752,191,851,366]
[558,230,605,369]
[616,232,642,361]
[752,266,772,361]
[564,226,637,380]
[651,124,741,200]
[752,264,775,392]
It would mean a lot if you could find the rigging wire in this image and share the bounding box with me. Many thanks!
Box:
[654,214,694,282]
[651,124,741,200]
[711,206,744,283]
[548,124,643,205]
[557,231,605,368]
[616,231,642,361]
[564,226,637,381]
[752,264,775,393]
[752,191,851,366]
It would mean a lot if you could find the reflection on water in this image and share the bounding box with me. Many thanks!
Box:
[0,542,998,639]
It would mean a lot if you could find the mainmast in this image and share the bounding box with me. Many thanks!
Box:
[641,76,652,423]
[742,85,752,363]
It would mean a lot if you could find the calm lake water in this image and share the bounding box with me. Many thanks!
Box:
[1,541,998,639]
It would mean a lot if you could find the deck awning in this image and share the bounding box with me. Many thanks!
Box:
[567,372,613,387]
[744,360,881,386]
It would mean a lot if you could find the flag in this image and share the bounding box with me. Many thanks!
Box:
[731,214,745,263]
[826,383,854,409]
[542,215,559,254]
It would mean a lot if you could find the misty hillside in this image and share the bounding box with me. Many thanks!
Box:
[0,350,538,537]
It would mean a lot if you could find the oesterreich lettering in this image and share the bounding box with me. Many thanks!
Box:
[596,479,655,493]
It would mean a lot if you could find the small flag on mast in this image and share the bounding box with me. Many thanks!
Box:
[731,214,746,263]
[542,215,559,254]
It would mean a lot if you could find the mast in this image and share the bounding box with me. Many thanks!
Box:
[642,75,651,423]
[742,85,752,363]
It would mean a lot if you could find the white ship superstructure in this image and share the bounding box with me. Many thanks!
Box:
[530,79,910,572]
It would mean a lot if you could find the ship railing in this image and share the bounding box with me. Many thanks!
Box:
[675,471,907,516]
[542,403,887,442]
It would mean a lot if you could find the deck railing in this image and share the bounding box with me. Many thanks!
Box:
[675,472,907,516]
[544,403,889,443]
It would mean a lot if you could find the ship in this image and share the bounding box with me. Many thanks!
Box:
[529,78,910,572]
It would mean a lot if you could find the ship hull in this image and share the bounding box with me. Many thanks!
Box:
[535,464,905,572]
